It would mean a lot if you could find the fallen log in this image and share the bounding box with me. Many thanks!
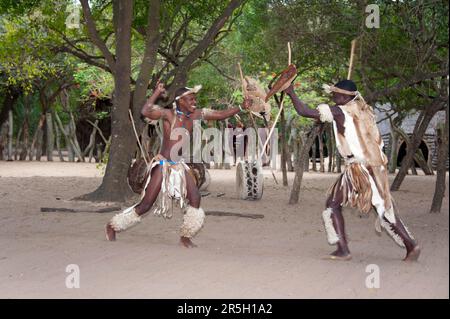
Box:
[40,207,122,213]
[40,207,264,219]
[205,211,264,219]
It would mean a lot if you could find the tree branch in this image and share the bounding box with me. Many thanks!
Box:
[133,0,162,117]
[367,69,449,102]
[80,0,116,73]
[204,59,237,82]
[168,0,246,92]
[56,45,112,73]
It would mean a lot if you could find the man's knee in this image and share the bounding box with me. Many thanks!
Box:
[188,187,201,208]
[326,196,341,210]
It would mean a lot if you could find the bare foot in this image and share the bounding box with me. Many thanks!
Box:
[105,223,116,241]
[180,236,197,248]
[403,245,421,262]
[322,249,352,261]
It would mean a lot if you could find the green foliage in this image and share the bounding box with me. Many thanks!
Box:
[73,63,114,100]
[1,0,448,146]
[0,16,59,93]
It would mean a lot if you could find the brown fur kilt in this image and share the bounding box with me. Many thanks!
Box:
[127,157,207,194]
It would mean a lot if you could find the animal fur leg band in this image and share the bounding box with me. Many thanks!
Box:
[180,206,205,238]
[322,208,339,245]
[380,219,406,248]
[109,207,141,232]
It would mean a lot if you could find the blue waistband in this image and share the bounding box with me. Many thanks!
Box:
[159,159,176,166]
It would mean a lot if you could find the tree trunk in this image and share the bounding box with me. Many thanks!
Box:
[289,125,320,205]
[53,112,64,161]
[29,114,45,161]
[0,123,7,160]
[286,145,294,171]
[0,88,19,128]
[319,131,324,173]
[311,137,316,172]
[392,121,433,174]
[20,115,29,161]
[83,119,98,160]
[131,0,161,132]
[391,100,443,191]
[45,111,54,161]
[69,113,84,161]
[286,116,294,172]
[7,110,13,161]
[389,130,398,174]
[430,104,449,213]
[327,125,333,173]
[65,124,75,162]
[410,163,418,175]
[78,0,135,202]
[280,108,288,186]
[413,150,433,175]
[54,111,83,162]
[304,153,309,172]
[292,128,300,169]
[35,126,44,161]
[14,123,23,160]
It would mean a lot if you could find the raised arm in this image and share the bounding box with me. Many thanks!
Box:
[141,83,170,120]
[201,98,252,121]
[284,85,321,120]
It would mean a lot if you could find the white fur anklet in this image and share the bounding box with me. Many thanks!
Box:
[110,207,142,232]
[322,208,339,245]
[180,206,205,238]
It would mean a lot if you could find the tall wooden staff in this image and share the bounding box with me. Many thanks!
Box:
[347,39,357,80]
[259,42,292,159]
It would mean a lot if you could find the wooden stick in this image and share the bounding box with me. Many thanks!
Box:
[259,42,291,159]
[237,62,247,97]
[206,211,264,219]
[347,39,357,80]
[288,41,292,65]
[128,109,149,165]
[41,206,122,213]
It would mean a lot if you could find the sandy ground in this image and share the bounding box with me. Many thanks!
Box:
[0,161,448,299]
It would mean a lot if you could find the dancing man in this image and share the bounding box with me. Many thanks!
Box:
[284,79,420,261]
[106,83,250,247]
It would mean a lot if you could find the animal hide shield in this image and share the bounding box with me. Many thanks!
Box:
[127,157,151,194]
[265,64,297,102]
[244,76,271,117]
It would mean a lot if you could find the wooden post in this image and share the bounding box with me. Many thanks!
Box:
[53,113,64,161]
[45,111,54,161]
[319,132,325,173]
[7,110,13,161]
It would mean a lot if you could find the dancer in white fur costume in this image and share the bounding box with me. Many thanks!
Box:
[106,83,251,247]
[284,79,420,261]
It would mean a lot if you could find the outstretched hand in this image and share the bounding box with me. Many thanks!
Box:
[242,97,252,110]
[283,83,295,95]
[154,81,166,96]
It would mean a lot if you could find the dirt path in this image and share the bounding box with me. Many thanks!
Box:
[0,162,448,298]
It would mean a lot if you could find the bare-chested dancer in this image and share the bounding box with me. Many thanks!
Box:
[106,83,250,247]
